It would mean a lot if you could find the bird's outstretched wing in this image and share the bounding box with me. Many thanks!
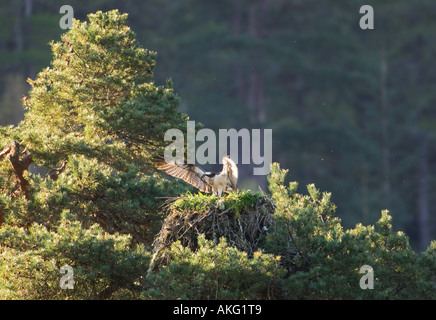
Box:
[155,159,213,193]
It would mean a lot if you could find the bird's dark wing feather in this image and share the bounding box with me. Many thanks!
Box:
[155,160,213,193]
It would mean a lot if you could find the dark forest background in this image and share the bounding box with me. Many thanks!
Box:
[1,0,435,251]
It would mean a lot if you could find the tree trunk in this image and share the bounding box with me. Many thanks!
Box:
[1,141,33,200]
[13,4,23,53]
[246,0,268,126]
[416,133,430,251]
[361,162,370,223]
[380,42,391,209]
[232,0,245,102]
[24,0,33,18]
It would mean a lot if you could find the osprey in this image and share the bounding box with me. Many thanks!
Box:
[155,155,238,196]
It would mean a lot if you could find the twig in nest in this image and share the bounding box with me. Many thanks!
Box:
[179,210,216,239]
[156,196,181,210]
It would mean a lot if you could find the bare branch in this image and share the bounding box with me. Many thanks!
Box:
[20,143,31,155]
[0,145,12,159]
[47,160,68,181]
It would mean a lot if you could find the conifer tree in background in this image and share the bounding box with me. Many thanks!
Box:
[0,10,189,299]
[265,163,435,299]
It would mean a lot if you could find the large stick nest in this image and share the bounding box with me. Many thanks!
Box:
[149,192,276,272]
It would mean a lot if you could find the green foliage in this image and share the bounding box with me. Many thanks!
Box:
[172,190,260,216]
[0,10,189,299]
[0,212,150,299]
[143,163,435,300]
[0,9,190,241]
[144,234,284,300]
[266,163,435,299]
[20,9,187,170]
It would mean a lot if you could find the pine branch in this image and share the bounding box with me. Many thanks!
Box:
[0,206,4,227]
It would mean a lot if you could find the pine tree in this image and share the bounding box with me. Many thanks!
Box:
[0,10,189,299]
[266,163,435,299]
